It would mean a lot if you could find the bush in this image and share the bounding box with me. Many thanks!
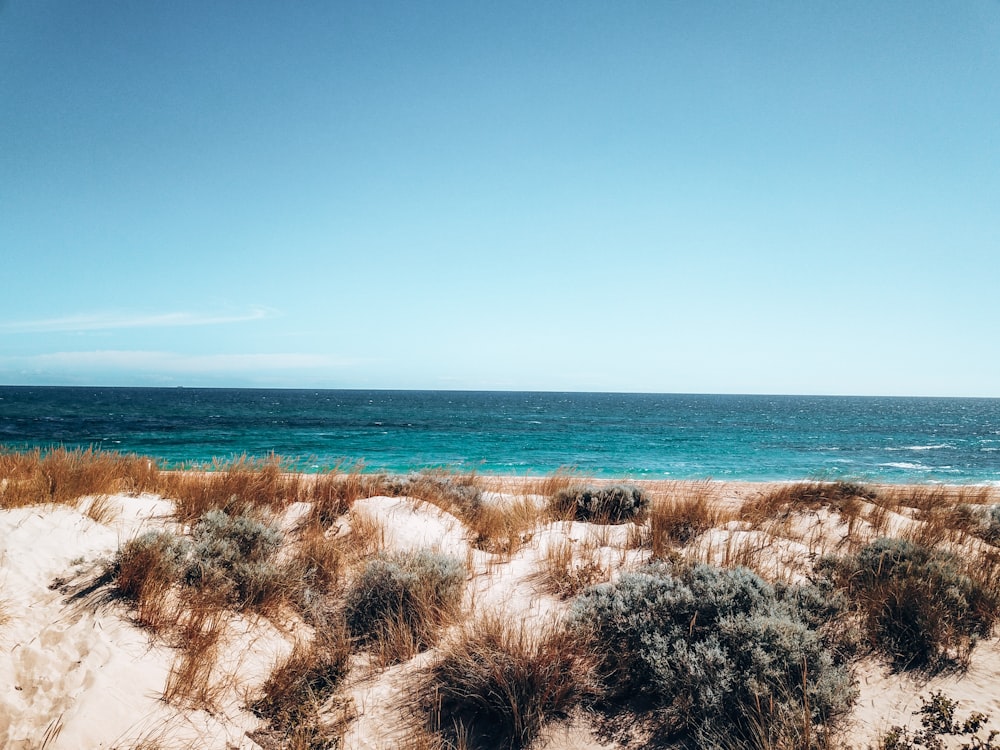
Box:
[423,614,597,750]
[878,691,997,750]
[113,530,190,600]
[551,484,649,524]
[818,538,1000,669]
[185,509,286,610]
[344,549,466,659]
[569,561,856,748]
[384,472,484,514]
[111,529,191,627]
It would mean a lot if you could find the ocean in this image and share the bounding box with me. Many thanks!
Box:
[1,386,999,483]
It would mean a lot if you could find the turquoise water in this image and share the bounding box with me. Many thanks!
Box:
[1,387,999,483]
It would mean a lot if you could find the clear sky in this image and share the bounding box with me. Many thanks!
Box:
[2,1,999,396]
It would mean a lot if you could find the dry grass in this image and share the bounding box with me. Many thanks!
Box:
[540,537,610,597]
[741,481,876,528]
[882,484,995,514]
[78,492,118,525]
[250,624,352,749]
[518,469,577,498]
[346,507,388,558]
[421,612,597,750]
[111,530,188,630]
[157,454,301,522]
[464,497,540,556]
[162,605,226,708]
[383,471,542,555]
[0,447,159,509]
[649,482,722,556]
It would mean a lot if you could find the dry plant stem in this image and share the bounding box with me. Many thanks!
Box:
[424,612,597,750]
[0,447,160,509]
[162,606,225,708]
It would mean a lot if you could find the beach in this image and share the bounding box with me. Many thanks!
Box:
[3,458,1000,749]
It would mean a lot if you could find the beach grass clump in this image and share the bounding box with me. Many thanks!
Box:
[550,483,649,524]
[741,481,876,527]
[0,447,159,509]
[162,606,226,708]
[818,538,1000,669]
[250,625,352,749]
[421,613,597,750]
[112,530,190,626]
[569,560,856,748]
[344,549,466,663]
[159,454,300,522]
[184,508,287,611]
[541,538,609,597]
[649,486,720,552]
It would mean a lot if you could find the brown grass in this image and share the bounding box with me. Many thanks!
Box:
[649,483,722,556]
[0,448,160,509]
[157,454,301,522]
[250,624,352,748]
[540,538,609,597]
[464,497,540,557]
[422,612,597,750]
[346,507,387,558]
[112,530,187,630]
[383,470,542,555]
[162,605,226,708]
[741,481,876,528]
[519,469,577,498]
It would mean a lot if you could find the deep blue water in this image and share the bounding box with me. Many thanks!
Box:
[1,387,999,483]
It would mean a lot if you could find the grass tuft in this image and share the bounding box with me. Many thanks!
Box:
[817,537,1000,670]
[422,613,597,750]
[344,549,466,664]
[251,623,352,748]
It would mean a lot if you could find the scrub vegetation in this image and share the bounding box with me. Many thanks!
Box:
[5,449,1000,749]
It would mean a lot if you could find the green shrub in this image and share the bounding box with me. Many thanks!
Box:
[818,538,1000,669]
[551,484,649,524]
[569,561,856,748]
[878,691,997,750]
[344,549,466,658]
[184,509,286,609]
[383,472,484,516]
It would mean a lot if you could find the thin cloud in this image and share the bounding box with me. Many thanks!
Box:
[0,308,274,334]
[14,350,350,373]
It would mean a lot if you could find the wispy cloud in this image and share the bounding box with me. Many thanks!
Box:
[0,308,274,334]
[12,350,349,373]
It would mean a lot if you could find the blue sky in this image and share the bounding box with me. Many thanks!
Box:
[2,1,999,396]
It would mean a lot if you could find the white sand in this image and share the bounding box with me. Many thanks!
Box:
[2,483,1000,748]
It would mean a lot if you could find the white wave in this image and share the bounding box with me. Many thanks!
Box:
[879,462,931,471]
[885,444,954,451]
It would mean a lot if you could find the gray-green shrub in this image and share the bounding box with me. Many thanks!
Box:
[344,549,466,655]
[552,484,649,524]
[817,538,1000,669]
[112,529,190,600]
[184,509,286,609]
[569,561,856,748]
